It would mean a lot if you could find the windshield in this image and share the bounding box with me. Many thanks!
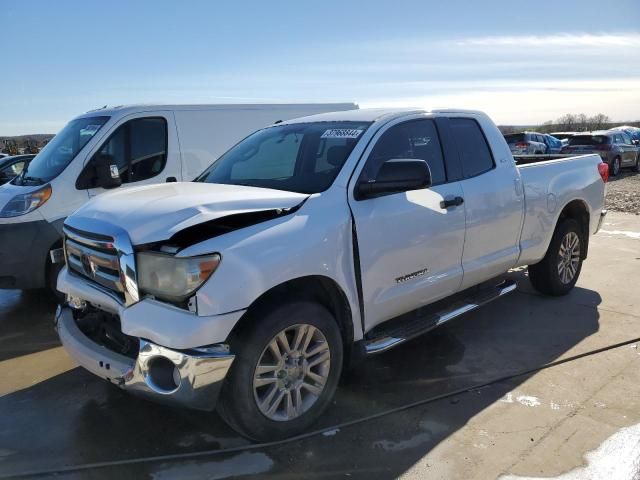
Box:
[196,121,371,194]
[15,116,109,185]
[568,135,610,146]
[504,133,526,143]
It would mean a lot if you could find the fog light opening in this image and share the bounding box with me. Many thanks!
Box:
[146,356,181,393]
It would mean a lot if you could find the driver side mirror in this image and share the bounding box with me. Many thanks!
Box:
[356,159,432,200]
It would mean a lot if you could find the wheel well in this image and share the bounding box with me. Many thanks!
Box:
[557,200,590,259]
[228,275,354,354]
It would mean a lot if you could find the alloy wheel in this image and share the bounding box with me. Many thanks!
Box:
[253,324,331,421]
[557,231,581,284]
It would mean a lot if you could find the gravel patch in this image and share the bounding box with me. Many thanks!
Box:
[606,171,640,215]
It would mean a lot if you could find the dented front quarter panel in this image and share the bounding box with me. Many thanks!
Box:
[180,188,364,341]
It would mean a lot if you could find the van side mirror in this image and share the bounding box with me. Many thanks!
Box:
[356,159,432,200]
[77,154,122,190]
[96,155,122,189]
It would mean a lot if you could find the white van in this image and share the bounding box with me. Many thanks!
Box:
[0,103,357,291]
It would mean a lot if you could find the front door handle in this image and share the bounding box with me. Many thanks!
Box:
[440,196,464,209]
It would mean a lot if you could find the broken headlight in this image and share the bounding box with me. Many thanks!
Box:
[136,252,221,303]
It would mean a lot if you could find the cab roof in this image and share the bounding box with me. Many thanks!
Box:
[280,107,487,125]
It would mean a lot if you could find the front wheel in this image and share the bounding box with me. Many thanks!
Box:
[217,301,343,441]
[528,218,584,296]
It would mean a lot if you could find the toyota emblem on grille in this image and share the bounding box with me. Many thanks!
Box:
[81,254,98,277]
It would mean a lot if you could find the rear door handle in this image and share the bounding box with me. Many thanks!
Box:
[440,196,464,209]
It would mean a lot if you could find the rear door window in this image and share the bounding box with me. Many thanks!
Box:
[449,118,494,178]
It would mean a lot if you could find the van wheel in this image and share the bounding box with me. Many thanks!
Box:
[634,154,640,173]
[217,301,343,441]
[611,157,621,176]
[528,219,583,296]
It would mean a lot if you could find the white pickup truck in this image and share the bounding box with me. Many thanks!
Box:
[55,108,607,441]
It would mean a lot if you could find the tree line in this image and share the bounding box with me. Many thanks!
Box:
[500,114,640,134]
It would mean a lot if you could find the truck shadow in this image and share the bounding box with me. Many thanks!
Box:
[0,269,602,479]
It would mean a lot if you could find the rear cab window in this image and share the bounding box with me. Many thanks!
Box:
[449,118,495,178]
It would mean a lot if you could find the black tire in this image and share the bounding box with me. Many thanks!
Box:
[634,154,640,173]
[217,301,343,441]
[611,156,621,177]
[528,218,584,296]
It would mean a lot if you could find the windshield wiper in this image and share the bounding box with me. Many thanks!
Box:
[23,175,45,185]
[14,171,44,186]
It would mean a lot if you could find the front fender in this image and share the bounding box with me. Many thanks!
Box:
[181,189,364,341]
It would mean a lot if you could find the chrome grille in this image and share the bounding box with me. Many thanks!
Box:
[65,238,124,295]
[62,220,139,305]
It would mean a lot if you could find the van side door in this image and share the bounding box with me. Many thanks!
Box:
[348,115,466,332]
[448,116,524,289]
[77,112,181,196]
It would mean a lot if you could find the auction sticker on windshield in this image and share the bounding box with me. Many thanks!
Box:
[321,129,364,139]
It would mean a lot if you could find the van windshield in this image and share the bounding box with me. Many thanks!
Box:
[196,121,371,194]
[14,116,110,185]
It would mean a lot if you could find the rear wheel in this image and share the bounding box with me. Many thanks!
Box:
[528,218,583,296]
[217,301,343,441]
[611,156,621,176]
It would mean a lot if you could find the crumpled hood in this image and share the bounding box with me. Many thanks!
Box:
[70,182,309,245]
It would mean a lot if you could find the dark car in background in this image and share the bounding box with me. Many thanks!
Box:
[504,132,548,154]
[561,131,639,176]
[0,154,36,185]
[543,134,564,153]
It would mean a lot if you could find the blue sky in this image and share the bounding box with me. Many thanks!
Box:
[1,0,639,135]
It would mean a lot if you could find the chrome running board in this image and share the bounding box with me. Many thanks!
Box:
[364,279,517,355]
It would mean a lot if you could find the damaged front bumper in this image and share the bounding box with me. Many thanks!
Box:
[54,305,234,411]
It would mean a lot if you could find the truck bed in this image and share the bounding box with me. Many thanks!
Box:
[513,154,575,165]
[515,153,605,266]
